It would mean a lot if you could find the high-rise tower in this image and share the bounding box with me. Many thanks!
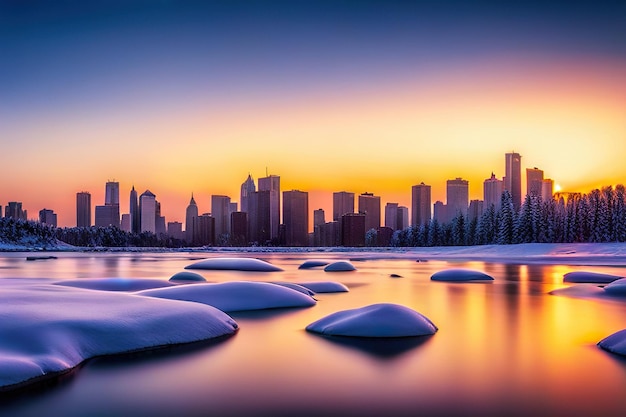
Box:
[258,174,280,241]
[240,174,256,214]
[105,181,119,206]
[446,178,469,219]
[283,190,309,246]
[185,194,198,244]
[130,186,139,233]
[526,167,544,198]
[411,182,431,227]
[139,190,156,233]
[483,173,503,210]
[504,152,522,211]
[76,192,91,227]
[358,192,381,232]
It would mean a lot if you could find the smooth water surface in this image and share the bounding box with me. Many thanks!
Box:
[2,251,626,417]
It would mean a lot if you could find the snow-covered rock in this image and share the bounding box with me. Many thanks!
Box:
[306,303,437,337]
[298,260,329,269]
[138,281,316,312]
[185,257,283,272]
[296,281,349,293]
[54,278,174,291]
[268,282,316,296]
[0,284,237,390]
[563,271,623,284]
[604,278,626,295]
[598,329,626,356]
[169,271,207,282]
[324,261,356,272]
[430,269,494,282]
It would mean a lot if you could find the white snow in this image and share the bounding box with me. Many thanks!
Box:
[268,282,316,296]
[306,303,438,337]
[169,271,207,282]
[604,278,626,295]
[296,281,349,293]
[137,281,316,312]
[0,283,238,390]
[54,278,175,291]
[563,271,623,284]
[298,260,330,269]
[185,257,283,272]
[324,261,356,272]
[431,269,494,282]
[598,329,626,356]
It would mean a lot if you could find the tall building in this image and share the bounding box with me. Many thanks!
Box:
[526,167,544,198]
[121,213,131,232]
[411,182,431,227]
[194,213,215,246]
[283,190,309,246]
[483,173,503,210]
[384,202,399,230]
[341,213,365,247]
[258,174,280,240]
[105,181,119,206]
[504,152,522,211]
[212,195,232,240]
[39,209,57,227]
[94,205,119,227]
[167,221,184,240]
[433,201,447,224]
[230,212,248,246]
[130,186,139,233]
[249,190,271,244]
[446,178,469,219]
[5,202,27,220]
[240,174,256,214]
[542,179,554,201]
[398,206,409,230]
[155,200,166,236]
[313,209,325,228]
[333,191,354,221]
[358,192,380,232]
[468,200,484,221]
[185,194,198,244]
[76,192,91,227]
[139,190,156,233]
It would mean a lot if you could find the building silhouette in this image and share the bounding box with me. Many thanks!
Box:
[411,182,431,227]
[446,178,469,220]
[333,191,354,221]
[139,190,156,233]
[483,173,503,210]
[384,202,399,230]
[185,194,198,244]
[504,152,522,210]
[283,190,309,246]
[249,190,271,244]
[358,192,381,233]
[341,213,366,247]
[121,213,131,231]
[212,195,232,242]
[194,213,215,246]
[240,174,256,214]
[468,200,484,221]
[95,181,120,228]
[167,221,184,240]
[258,174,280,241]
[39,209,57,227]
[433,201,447,224]
[76,192,91,227]
[398,206,409,230]
[542,179,554,201]
[105,181,119,206]
[130,186,140,233]
[526,167,544,198]
[230,212,248,246]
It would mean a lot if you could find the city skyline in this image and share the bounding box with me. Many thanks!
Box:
[2,1,625,228]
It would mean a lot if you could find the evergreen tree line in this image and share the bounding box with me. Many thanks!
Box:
[389,184,626,247]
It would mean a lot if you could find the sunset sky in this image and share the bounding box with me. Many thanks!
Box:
[2,0,625,228]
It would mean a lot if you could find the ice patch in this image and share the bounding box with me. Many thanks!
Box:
[169,271,207,282]
[0,284,237,390]
[138,281,316,312]
[185,257,283,272]
[296,281,349,293]
[306,303,437,337]
[604,278,626,296]
[298,260,330,269]
[324,261,356,272]
[598,329,626,356]
[431,269,494,282]
[54,278,175,291]
[563,271,623,284]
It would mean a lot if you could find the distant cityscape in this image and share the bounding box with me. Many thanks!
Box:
[1,151,578,247]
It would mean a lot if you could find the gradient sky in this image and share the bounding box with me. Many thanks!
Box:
[1,0,625,228]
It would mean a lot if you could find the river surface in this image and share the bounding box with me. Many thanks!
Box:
[1,251,626,417]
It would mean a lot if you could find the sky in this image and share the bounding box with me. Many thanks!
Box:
[1,0,625,228]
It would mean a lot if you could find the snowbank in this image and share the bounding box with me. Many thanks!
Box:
[563,271,623,284]
[185,257,283,272]
[268,282,316,296]
[0,284,238,390]
[598,329,626,356]
[296,281,349,293]
[324,261,356,272]
[138,281,316,312]
[298,260,330,269]
[431,269,494,282]
[306,303,437,337]
[54,278,174,291]
[169,271,207,282]
[603,278,626,296]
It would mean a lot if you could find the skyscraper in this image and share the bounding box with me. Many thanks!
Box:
[212,195,231,241]
[384,202,399,230]
[105,181,119,206]
[39,209,57,227]
[504,152,522,211]
[283,190,309,246]
[483,173,503,210]
[542,179,554,201]
[76,192,91,227]
[130,186,140,233]
[95,180,119,228]
[240,174,256,214]
[139,190,156,233]
[446,178,469,219]
[313,209,325,228]
[358,192,381,232]
[248,190,271,245]
[185,194,198,244]
[341,213,366,247]
[526,167,544,198]
[258,174,280,240]
[411,182,431,227]
[333,191,354,221]
[398,206,409,230]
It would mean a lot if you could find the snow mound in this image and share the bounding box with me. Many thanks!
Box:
[431,269,494,282]
[298,260,330,269]
[563,271,623,284]
[550,284,606,298]
[604,278,626,296]
[185,257,283,272]
[296,281,349,293]
[268,282,316,296]
[0,284,237,390]
[138,281,316,312]
[306,303,437,337]
[324,261,356,272]
[598,329,626,356]
[169,271,207,282]
[54,278,174,292]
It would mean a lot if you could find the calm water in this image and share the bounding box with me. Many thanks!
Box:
[2,251,626,417]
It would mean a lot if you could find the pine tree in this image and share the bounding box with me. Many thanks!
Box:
[497,191,515,244]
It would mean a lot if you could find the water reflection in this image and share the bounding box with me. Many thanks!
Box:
[308,333,433,359]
